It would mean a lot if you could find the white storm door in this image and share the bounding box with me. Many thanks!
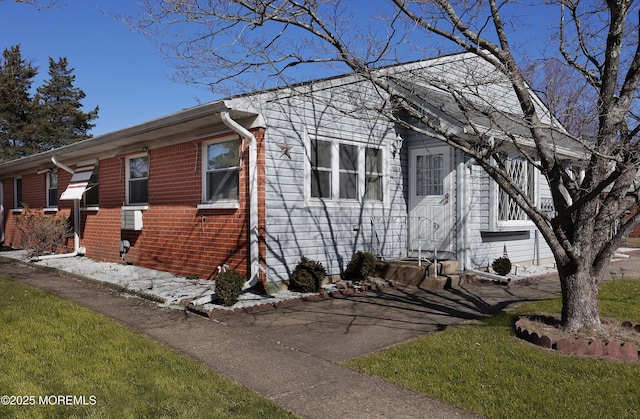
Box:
[408,146,453,254]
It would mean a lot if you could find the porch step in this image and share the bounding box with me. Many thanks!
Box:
[375,259,474,290]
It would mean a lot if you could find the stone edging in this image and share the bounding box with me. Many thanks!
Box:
[187,280,398,319]
[514,315,640,361]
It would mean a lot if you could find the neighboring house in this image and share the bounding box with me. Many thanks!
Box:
[0,52,574,289]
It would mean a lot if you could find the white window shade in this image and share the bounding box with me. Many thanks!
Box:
[60,159,97,201]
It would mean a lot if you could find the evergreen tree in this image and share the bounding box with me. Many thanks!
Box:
[34,57,98,150]
[0,45,37,161]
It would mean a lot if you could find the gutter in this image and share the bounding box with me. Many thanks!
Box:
[36,157,81,261]
[220,110,259,290]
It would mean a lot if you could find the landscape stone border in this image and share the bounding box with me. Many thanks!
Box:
[514,315,640,361]
[187,279,399,319]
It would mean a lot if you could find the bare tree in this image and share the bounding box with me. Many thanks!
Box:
[131,0,640,333]
[4,0,63,7]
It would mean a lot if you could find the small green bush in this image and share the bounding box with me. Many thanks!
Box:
[492,256,512,276]
[291,256,326,292]
[215,269,245,306]
[345,251,377,280]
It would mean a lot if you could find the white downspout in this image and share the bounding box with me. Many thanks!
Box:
[37,157,80,261]
[458,157,476,272]
[220,110,259,290]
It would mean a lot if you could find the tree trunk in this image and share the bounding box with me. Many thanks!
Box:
[558,263,601,333]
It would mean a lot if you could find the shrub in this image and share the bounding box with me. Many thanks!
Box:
[291,256,326,292]
[492,256,512,276]
[215,269,245,306]
[15,206,69,258]
[345,251,378,280]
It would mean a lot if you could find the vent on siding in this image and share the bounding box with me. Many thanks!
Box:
[121,209,143,231]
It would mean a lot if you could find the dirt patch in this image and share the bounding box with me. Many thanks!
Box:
[515,315,640,361]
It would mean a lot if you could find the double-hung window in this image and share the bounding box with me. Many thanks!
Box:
[47,171,58,208]
[308,135,386,204]
[311,140,332,198]
[14,177,22,209]
[339,144,358,199]
[127,154,149,205]
[365,147,383,200]
[202,138,240,206]
[83,167,99,207]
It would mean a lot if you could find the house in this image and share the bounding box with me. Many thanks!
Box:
[0,52,572,289]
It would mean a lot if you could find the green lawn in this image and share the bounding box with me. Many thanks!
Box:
[346,279,640,419]
[0,277,295,419]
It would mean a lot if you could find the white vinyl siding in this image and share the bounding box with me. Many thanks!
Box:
[231,82,403,282]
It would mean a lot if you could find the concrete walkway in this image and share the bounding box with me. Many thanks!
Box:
[1,251,635,418]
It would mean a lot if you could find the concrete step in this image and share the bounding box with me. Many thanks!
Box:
[375,260,474,289]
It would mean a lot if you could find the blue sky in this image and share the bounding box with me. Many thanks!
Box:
[1,1,218,136]
[1,1,558,138]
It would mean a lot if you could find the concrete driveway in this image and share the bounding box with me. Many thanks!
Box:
[219,278,562,362]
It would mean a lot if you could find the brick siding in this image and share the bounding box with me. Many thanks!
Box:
[1,128,267,284]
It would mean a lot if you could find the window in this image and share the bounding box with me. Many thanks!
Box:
[47,171,58,208]
[127,155,149,205]
[14,177,22,208]
[83,167,99,207]
[203,139,240,203]
[415,154,443,196]
[311,139,332,198]
[339,144,358,199]
[365,147,383,200]
[491,154,538,228]
[307,135,385,204]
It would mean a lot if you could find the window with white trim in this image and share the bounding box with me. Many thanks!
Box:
[308,136,386,203]
[47,170,58,208]
[365,147,383,200]
[311,139,332,198]
[126,154,149,205]
[339,144,358,199]
[203,138,240,204]
[492,154,538,228]
[14,177,22,208]
[83,167,99,207]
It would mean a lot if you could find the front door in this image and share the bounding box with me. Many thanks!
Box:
[408,146,453,256]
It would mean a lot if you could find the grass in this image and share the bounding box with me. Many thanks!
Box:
[0,277,295,419]
[346,278,640,419]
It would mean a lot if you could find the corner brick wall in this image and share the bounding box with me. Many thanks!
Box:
[1,128,267,283]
